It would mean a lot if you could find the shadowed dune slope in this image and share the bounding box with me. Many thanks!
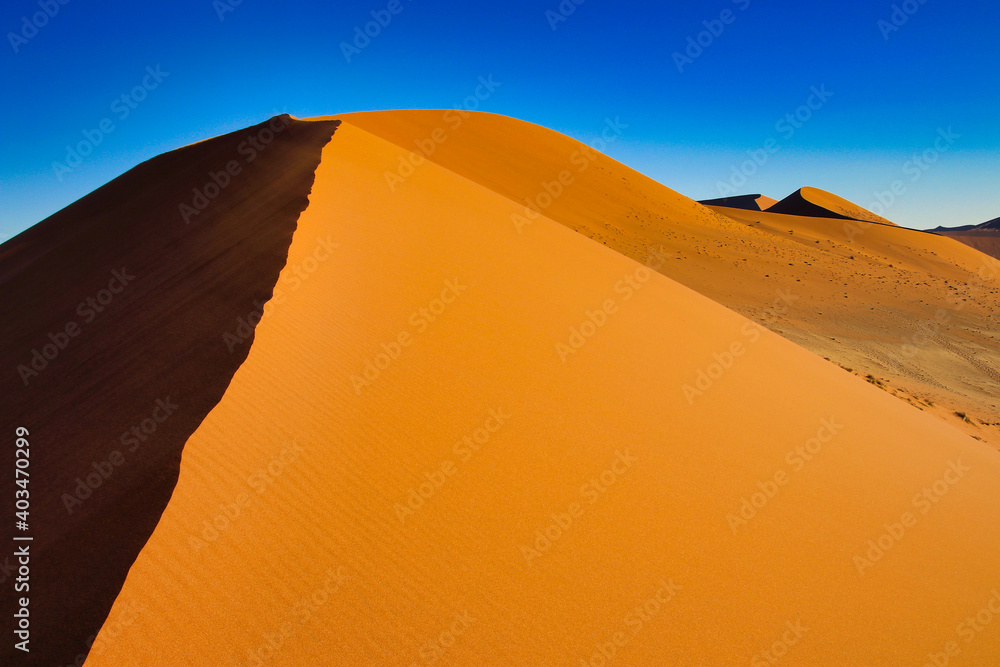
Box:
[935,218,1000,260]
[935,231,1000,260]
[0,116,338,666]
[768,186,896,226]
[698,194,775,211]
[336,111,1000,446]
[87,118,1000,665]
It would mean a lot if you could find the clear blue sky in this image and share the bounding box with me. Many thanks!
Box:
[2,0,998,238]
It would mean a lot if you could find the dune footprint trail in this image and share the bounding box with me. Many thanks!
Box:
[87,118,1000,665]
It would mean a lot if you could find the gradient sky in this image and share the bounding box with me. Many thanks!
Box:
[2,0,998,239]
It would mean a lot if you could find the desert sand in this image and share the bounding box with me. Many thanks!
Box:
[68,114,1000,665]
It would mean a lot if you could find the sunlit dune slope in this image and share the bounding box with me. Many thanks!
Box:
[705,205,1000,446]
[0,115,338,667]
[698,194,775,211]
[88,119,1000,666]
[756,194,779,210]
[335,111,1000,446]
[768,186,897,226]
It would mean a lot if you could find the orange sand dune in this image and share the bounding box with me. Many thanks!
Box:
[336,111,1000,447]
[86,118,1000,665]
[768,186,897,226]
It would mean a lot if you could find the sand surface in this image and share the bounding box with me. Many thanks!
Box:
[81,116,1000,665]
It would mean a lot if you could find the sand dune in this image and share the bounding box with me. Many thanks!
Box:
[4,110,999,665]
[76,116,1000,665]
[337,111,1000,447]
[698,194,776,211]
[767,186,896,226]
[0,115,338,666]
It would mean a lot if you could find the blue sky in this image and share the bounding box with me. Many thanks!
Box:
[2,0,998,237]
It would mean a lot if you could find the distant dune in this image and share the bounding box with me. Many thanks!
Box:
[4,111,1000,666]
[932,217,1000,259]
[756,194,779,210]
[935,231,1000,260]
[768,186,896,226]
[934,216,1000,233]
[698,194,776,211]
